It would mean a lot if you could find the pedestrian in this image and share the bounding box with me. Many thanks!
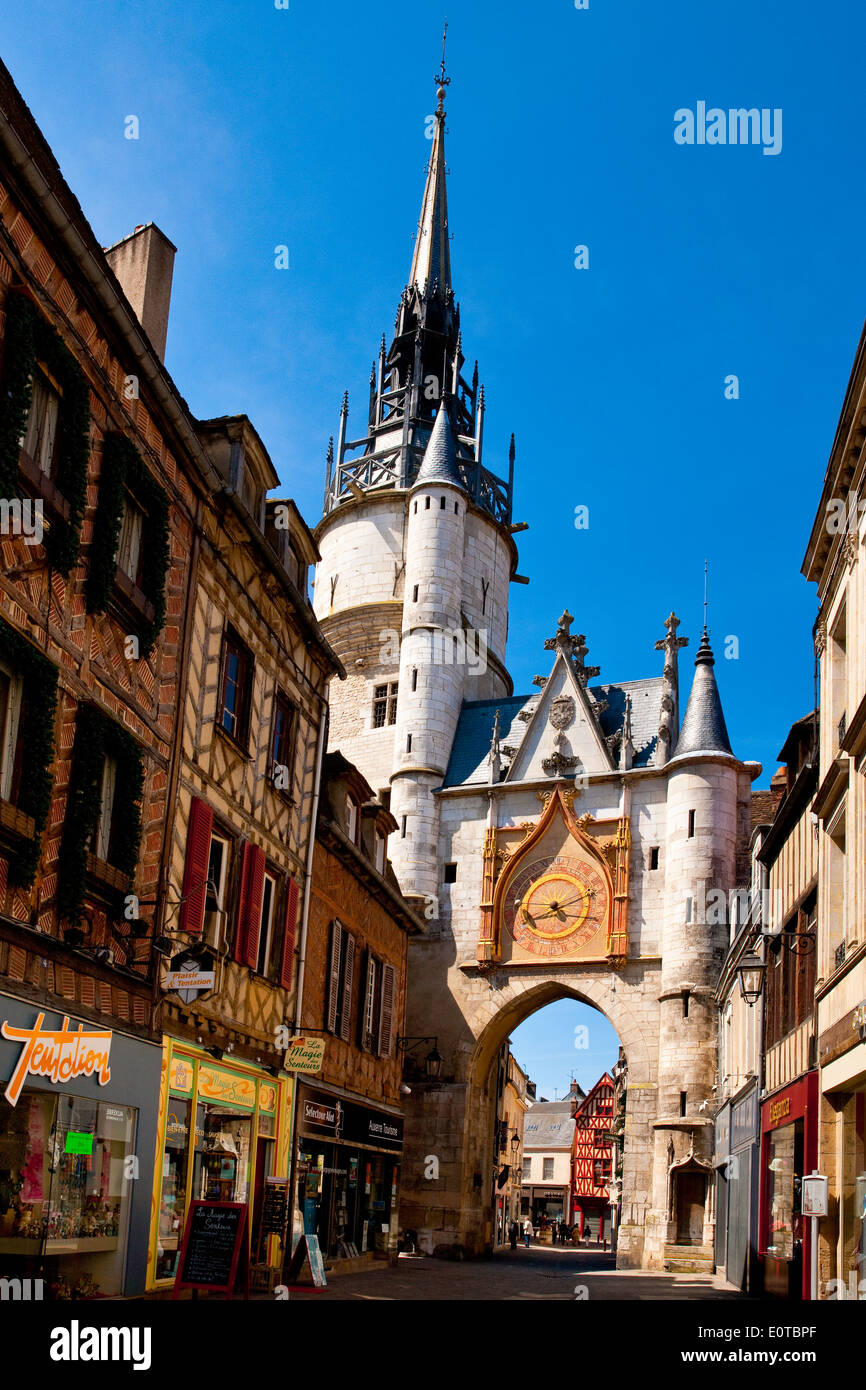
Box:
[551,1220,558,1245]
[523,1217,532,1248]
[509,1219,518,1251]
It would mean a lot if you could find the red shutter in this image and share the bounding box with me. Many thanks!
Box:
[178,796,213,937]
[243,846,266,969]
[279,876,300,990]
[326,921,343,1033]
[340,932,355,1042]
[378,962,395,1057]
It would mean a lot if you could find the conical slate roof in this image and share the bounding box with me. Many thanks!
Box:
[414,400,464,489]
[672,630,733,758]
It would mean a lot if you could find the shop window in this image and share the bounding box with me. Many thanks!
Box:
[0,1090,136,1298]
[764,1119,803,1261]
[0,661,25,804]
[219,627,254,747]
[270,691,296,790]
[327,920,356,1041]
[19,366,60,479]
[372,682,398,729]
[542,1157,554,1181]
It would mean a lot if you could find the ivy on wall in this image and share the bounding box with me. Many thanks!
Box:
[85,431,170,657]
[57,701,145,925]
[0,290,90,574]
[0,617,59,888]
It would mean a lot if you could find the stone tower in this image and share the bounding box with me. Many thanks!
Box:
[312,64,520,897]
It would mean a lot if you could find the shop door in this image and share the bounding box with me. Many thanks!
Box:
[252,1138,273,1262]
[675,1171,706,1245]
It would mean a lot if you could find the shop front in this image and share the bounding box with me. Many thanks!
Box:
[0,993,161,1298]
[147,1038,294,1289]
[818,1021,866,1299]
[295,1083,402,1262]
[759,1071,818,1300]
[718,1084,761,1292]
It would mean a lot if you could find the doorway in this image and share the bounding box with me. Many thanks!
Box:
[674,1168,706,1245]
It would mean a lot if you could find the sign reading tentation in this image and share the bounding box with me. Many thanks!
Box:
[1,1013,112,1107]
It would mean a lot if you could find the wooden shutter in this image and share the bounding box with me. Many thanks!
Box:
[378,962,395,1057]
[279,876,300,990]
[326,920,343,1033]
[178,796,213,937]
[340,932,355,1043]
[243,845,266,969]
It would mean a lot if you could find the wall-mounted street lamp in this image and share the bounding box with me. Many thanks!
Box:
[737,950,767,1006]
[396,1035,442,1079]
[510,1131,521,1153]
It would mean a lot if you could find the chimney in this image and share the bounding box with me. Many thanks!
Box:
[104,222,176,361]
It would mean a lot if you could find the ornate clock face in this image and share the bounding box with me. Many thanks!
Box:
[506,855,608,957]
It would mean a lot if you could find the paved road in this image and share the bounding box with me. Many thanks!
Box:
[287,1244,748,1301]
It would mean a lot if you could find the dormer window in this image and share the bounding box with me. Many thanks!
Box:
[346,797,358,843]
[374,829,386,874]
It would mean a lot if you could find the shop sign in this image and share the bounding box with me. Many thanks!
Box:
[163,969,216,993]
[767,1095,791,1127]
[299,1085,404,1151]
[197,1065,257,1110]
[283,1036,326,1074]
[64,1130,94,1156]
[1,1012,112,1107]
[169,1057,194,1095]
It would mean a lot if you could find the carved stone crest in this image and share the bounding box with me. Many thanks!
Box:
[549,694,575,732]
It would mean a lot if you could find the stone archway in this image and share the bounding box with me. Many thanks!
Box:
[399,960,660,1268]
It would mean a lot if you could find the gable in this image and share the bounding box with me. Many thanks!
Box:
[506,651,613,782]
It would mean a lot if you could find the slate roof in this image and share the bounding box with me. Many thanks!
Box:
[523,1104,576,1151]
[672,633,733,759]
[442,678,663,788]
[413,401,464,489]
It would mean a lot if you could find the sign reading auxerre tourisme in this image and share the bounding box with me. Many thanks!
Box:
[0,1012,112,1107]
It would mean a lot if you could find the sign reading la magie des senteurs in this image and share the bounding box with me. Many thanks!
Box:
[1,1012,112,1106]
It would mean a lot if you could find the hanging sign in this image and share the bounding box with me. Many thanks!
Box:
[1,1013,112,1107]
[173,1201,249,1299]
[283,1037,326,1074]
[163,969,216,993]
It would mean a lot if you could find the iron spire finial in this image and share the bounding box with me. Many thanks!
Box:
[435,20,451,113]
[703,558,708,640]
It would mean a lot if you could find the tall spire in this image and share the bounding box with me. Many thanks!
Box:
[408,23,452,295]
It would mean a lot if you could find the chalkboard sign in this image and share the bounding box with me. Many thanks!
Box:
[261,1179,288,1238]
[173,1201,249,1299]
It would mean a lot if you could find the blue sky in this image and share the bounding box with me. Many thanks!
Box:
[510,999,620,1102]
[5,1,864,788]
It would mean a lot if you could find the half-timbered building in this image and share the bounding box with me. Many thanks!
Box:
[571,1073,616,1242]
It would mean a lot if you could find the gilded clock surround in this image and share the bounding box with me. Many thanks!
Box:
[476,782,630,966]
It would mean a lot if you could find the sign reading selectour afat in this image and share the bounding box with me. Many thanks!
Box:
[0,1012,112,1106]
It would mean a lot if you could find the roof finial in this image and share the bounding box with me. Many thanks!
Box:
[703,558,708,640]
[435,20,450,114]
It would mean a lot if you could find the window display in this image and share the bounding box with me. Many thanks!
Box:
[765,1121,802,1261]
[0,1087,136,1296]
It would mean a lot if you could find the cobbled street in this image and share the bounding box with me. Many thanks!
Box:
[288,1245,751,1301]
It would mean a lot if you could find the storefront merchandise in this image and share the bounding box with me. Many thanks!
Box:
[759,1071,818,1300]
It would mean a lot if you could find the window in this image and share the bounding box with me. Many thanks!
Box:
[425,497,430,510]
[270,692,296,790]
[680,1091,687,1117]
[440,496,445,509]
[411,668,417,692]
[19,367,60,477]
[542,1157,554,1182]
[256,872,277,975]
[400,815,407,839]
[326,920,356,1041]
[219,628,253,746]
[0,663,24,804]
[346,797,358,843]
[115,495,145,588]
[688,809,696,838]
[372,682,398,728]
[374,831,386,874]
[593,1157,612,1186]
[406,733,412,753]
[522,1158,531,1181]
[412,584,419,602]
[444,862,457,883]
[649,846,659,870]
[206,832,230,912]
[93,756,118,862]
[362,953,380,1051]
